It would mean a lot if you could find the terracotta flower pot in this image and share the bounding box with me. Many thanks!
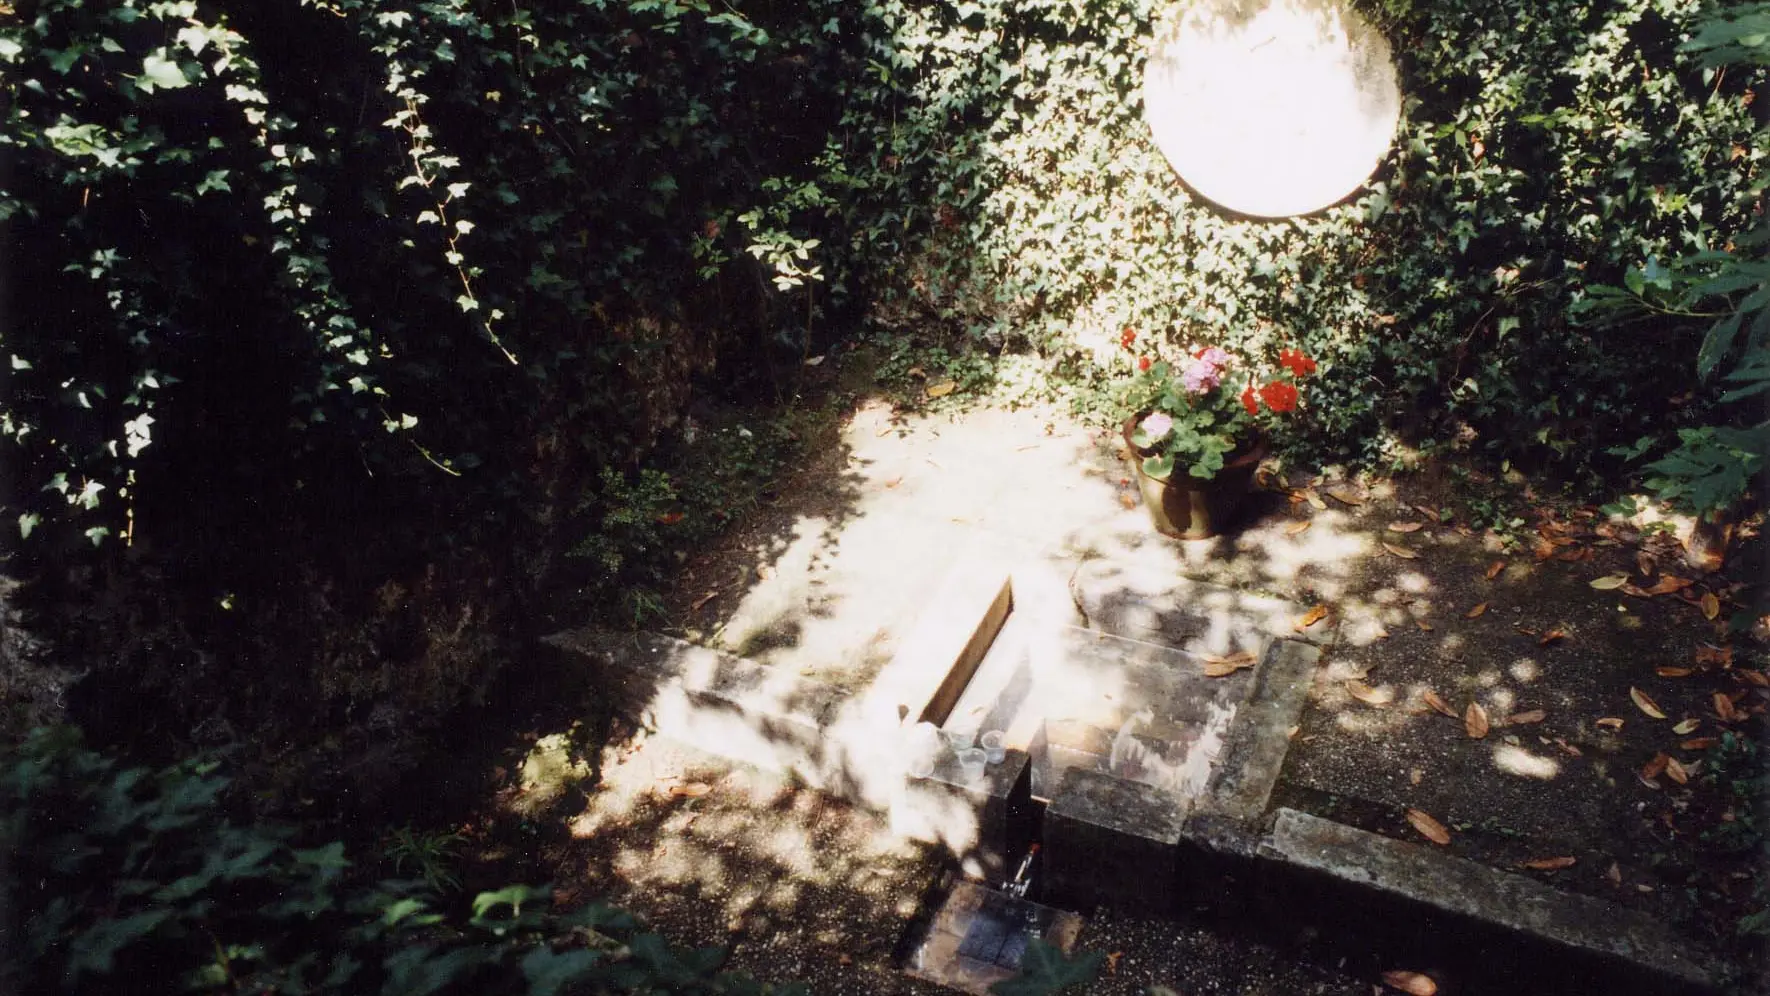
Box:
[1122,417,1269,539]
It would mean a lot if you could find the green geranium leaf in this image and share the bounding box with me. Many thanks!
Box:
[1141,453,1173,481]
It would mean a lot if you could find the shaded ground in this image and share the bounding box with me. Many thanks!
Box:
[445,367,1765,992]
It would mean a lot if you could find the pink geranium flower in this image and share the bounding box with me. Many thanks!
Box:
[1140,411,1174,440]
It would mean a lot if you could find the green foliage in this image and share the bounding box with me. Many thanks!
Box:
[986,938,1102,996]
[0,727,809,995]
[842,0,1761,474]
[384,825,465,893]
[1576,3,1770,518]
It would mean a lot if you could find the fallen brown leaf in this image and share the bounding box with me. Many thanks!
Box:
[1554,737,1584,757]
[1405,808,1452,846]
[1736,669,1770,687]
[925,380,956,398]
[1105,951,1122,975]
[1521,856,1577,871]
[1466,602,1489,619]
[1606,862,1623,885]
[884,475,903,489]
[1305,490,1328,510]
[1533,537,1557,562]
[691,590,720,611]
[1506,709,1547,725]
[1595,717,1625,731]
[1672,718,1701,735]
[1119,493,1137,510]
[1656,666,1693,678]
[1422,689,1458,719]
[1465,702,1490,739]
[1702,591,1721,620]
[1715,692,1744,724]
[1630,687,1667,719]
[1413,504,1441,521]
[1633,576,1695,597]
[1694,644,1733,668]
[1285,519,1312,536]
[671,782,714,798]
[1539,629,1567,646]
[1327,487,1364,506]
[1388,521,1424,533]
[1295,604,1329,631]
[1346,680,1393,706]
[1641,753,1669,781]
[1382,541,1419,560]
[755,565,775,581]
[1416,619,1434,631]
[1485,560,1506,580]
[1636,552,1656,576]
[1680,737,1718,751]
[1665,756,1689,785]
[1590,575,1630,590]
[1381,969,1439,995]
[1200,651,1259,677]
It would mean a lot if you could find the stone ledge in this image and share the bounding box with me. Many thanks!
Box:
[1264,808,1719,993]
[1070,560,1335,651]
[1043,767,1187,915]
[1195,638,1319,825]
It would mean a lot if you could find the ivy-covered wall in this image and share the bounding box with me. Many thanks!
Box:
[851,0,1761,468]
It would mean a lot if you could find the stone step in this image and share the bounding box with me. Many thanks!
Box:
[1261,807,1720,994]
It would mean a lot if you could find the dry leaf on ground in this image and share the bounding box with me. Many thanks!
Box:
[1665,757,1689,785]
[1382,541,1419,560]
[1305,490,1328,510]
[1381,970,1438,995]
[1285,520,1311,536]
[1405,809,1452,846]
[1327,487,1364,506]
[1595,717,1624,731]
[1422,689,1458,719]
[1637,552,1656,576]
[1694,644,1733,668]
[1295,604,1329,631]
[1715,692,1745,724]
[691,590,720,611]
[670,782,714,798]
[1590,575,1630,590]
[1672,718,1701,735]
[1641,754,1670,783]
[1119,493,1137,510]
[1506,709,1546,725]
[1630,687,1667,719]
[925,380,956,398]
[1388,521,1424,533]
[1200,651,1258,677]
[1416,619,1434,631]
[1485,560,1506,580]
[1521,856,1577,871]
[1466,602,1488,619]
[1702,591,1721,620]
[1656,666,1693,678]
[1538,629,1568,646]
[1346,680,1393,706]
[1681,737,1718,751]
[1464,702,1490,738]
[1623,576,1695,598]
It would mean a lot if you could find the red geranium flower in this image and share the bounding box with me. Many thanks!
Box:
[1241,382,1260,415]
[1138,355,1152,371]
[1279,349,1317,377]
[1260,380,1300,413]
[1120,326,1137,351]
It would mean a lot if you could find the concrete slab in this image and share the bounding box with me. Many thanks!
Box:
[1043,767,1187,915]
[1263,807,1719,993]
[1070,559,1334,652]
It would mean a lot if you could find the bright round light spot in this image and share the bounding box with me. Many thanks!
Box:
[1143,0,1401,217]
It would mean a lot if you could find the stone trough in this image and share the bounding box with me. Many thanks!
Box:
[546,553,1719,993]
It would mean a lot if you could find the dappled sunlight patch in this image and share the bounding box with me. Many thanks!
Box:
[1508,657,1542,683]
[1484,686,1518,714]
[1492,743,1561,781]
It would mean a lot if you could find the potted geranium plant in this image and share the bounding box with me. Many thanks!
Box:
[1118,328,1316,538]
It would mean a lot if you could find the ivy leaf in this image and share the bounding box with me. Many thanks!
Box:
[988,939,1102,996]
[138,51,190,93]
[1142,453,1173,481]
[520,947,603,996]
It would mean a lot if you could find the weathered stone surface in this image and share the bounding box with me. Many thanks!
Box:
[544,628,847,787]
[903,880,1086,996]
[1043,767,1186,915]
[1070,560,1333,650]
[895,749,1035,882]
[1195,638,1319,824]
[1264,808,1718,992]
